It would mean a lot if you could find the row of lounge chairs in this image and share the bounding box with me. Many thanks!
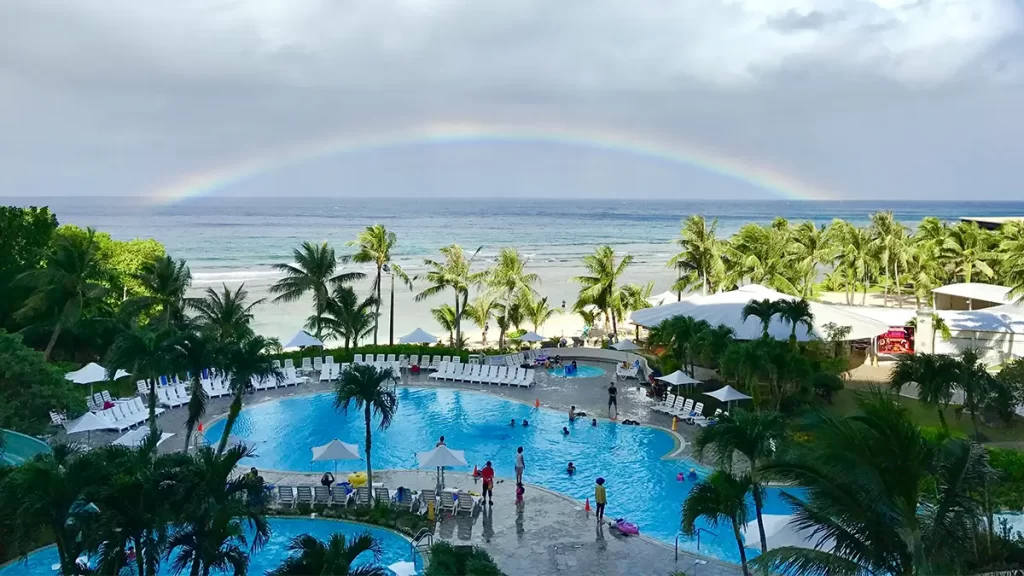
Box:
[276,485,479,515]
[652,394,726,427]
[428,362,535,387]
[277,354,464,373]
[95,397,165,432]
[85,390,117,412]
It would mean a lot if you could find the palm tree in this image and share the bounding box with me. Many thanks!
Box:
[106,325,176,436]
[168,444,270,576]
[268,532,386,576]
[648,315,709,376]
[775,299,813,344]
[431,304,458,346]
[492,298,526,351]
[941,221,997,284]
[171,330,221,452]
[333,364,399,490]
[828,220,874,305]
[740,298,780,338]
[752,392,995,576]
[15,227,108,360]
[681,470,754,576]
[132,255,193,326]
[889,353,958,431]
[693,410,787,554]
[487,247,540,301]
[189,283,262,343]
[415,244,484,349]
[694,323,736,369]
[218,335,282,455]
[719,341,768,406]
[522,293,559,333]
[615,282,654,338]
[668,215,724,298]
[955,348,996,441]
[573,245,633,337]
[465,295,500,346]
[323,285,378,351]
[869,211,909,307]
[271,242,365,340]
[723,222,798,295]
[788,221,832,298]
[346,225,412,346]
[998,221,1024,302]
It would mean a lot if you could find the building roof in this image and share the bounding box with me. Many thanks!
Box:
[960,216,1024,230]
[845,304,1024,335]
[931,282,1014,305]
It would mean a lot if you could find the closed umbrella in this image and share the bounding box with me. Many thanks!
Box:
[399,328,438,344]
[311,439,361,471]
[283,330,324,349]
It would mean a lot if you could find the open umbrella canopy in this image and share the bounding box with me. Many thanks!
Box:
[743,514,835,552]
[283,330,324,348]
[65,362,129,384]
[656,370,701,386]
[311,439,361,462]
[388,561,418,576]
[416,445,468,468]
[399,328,438,344]
[64,412,113,434]
[518,331,545,342]
[113,429,174,448]
[611,339,641,351]
[704,385,752,403]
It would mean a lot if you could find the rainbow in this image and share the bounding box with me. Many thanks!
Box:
[147,121,838,204]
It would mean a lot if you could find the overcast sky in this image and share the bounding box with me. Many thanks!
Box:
[1,0,1022,201]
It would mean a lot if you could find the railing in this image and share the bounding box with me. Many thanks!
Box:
[675,528,717,561]
[411,527,433,554]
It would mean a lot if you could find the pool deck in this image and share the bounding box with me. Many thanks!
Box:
[261,469,741,576]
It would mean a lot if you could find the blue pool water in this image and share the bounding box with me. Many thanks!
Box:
[0,518,419,576]
[207,388,797,564]
[547,365,606,378]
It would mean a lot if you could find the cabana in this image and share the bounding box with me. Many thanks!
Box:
[932,283,1014,311]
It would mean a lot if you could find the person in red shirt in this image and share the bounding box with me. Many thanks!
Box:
[480,461,495,506]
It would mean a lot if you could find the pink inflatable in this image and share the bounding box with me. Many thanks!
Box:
[615,519,640,535]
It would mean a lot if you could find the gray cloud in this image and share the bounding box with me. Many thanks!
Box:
[1,0,1022,201]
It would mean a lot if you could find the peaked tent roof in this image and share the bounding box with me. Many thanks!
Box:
[519,331,545,342]
[704,385,753,403]
[630,284,890,341]
[932,282,1014,304]
[311,439,361,462]
[416,445,468,468]
[66,362,130,384]
[611,339,641,351]
[64,412,114,434]
[283,330,324,348]
[656,370,701,385]
[399,328,439,344]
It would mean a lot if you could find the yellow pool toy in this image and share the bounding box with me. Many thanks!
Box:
[348,472,367,487]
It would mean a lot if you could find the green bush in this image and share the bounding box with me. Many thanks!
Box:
[425,541,504,576]
[269,504,432,538]
[988,447,1024,510]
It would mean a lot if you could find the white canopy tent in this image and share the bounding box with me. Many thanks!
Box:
[283,330,324,349]
[311,439,361,471]
[519,331,545,343]
[704,385,753,410]
[417,445,468,490]
[630,284,890,342]
[399,328,439,344]
[611,339,641,351]
[648,290,680,307]
[656,370,701,386]
[65,362,130,384]
[932,282,1014,310]
[64,412,113,441]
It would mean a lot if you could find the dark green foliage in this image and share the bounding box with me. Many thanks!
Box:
[0,206,58,331]
[809,372,843,403]
[988,447,1024,510]
[424,542,505,576]
[0,330,83,433]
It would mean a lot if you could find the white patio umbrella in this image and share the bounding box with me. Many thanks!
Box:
[66,362,130,396]
[113,429,175,448]
[283,330,324,349]
[610,339,640,351]
[417,445,468,490]
[703,384,753,410]
[311,439,361,471]
[64,412,112,442]
[387,561,418,576]
[519,331,545,342]
[656,370,701,386]
[743,514,836,552]
[399,328,439,344]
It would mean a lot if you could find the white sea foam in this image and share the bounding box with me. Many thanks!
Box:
[192,270,282,284]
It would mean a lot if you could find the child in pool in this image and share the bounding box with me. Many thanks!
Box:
[522,419,529,427]
[510,418,516,427]
[562,427,570,436]
[591,418,598,427]
[567,461,576,475]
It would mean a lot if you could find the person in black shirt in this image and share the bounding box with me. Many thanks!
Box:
[608,381,618,418]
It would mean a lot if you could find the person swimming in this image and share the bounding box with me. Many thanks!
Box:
[569,405,577,421]
[567,461,576,475]
[562,427,570,435]
[591,418,598,427]
[522,419,529,427]
[510,418,516,427]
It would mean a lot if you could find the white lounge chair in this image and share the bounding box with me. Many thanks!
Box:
[386,354,396,363]
[301,357,313,373]
[408,355,419,368]
[418,489,436,515]
[429,355,441,369]
[439,490,457,514]
[374,487,391,506]
[296,486,314,505]
[456,490,479,515]
[671,399,694,419]
[349,486,372,507]
[278,486,295,507]
[314,486,331,505]
[696,408,723,428]
[686,402,705,425]
[375,354,386,363]
[393,487,416,511]
[354,354,364,365]
[313,357,323,372]
[616,364,639,380]
[653,395,679,414]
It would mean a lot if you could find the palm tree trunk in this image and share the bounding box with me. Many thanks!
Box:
[732,521,751,576]
[134,533,146,576]
[53,534,72,575]
[389,273,395,346]
[364,405,374,490]
[894,259,902,308]
[374,266,382,345]
[148,377,158,438]
[453,291,462,349]
[43,320,63,361]
[189,557,202,576]
[609,307,618,340]
[344,336,351,353]
[751,478,768,553]
[217,390,244,455]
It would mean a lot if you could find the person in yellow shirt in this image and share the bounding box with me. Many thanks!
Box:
[594,477,607,521]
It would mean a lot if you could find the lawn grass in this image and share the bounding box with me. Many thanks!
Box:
[823,387,1024,444]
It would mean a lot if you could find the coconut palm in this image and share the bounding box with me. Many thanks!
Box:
[189,283,262,343]
[323,285,378,351]
[218,335,282,455]
[955,348,996,441]
[723,222,798,295]
[346,225,412,346]
[168,444,270,576]
[719,341,768,405]
[828,220,874,305]
[681,470,754,576]
[741,298,780,338]
[105,324,176,436]
[465,295,500,346]
[941,221,997,284]
[775,299,813,343]
[522,293,559,333]
[668,215,724,297]
[415,244,484,349]
[271,242,365,340]
[752,392,995,576]
[869,211,910,307]
[573,245,633,337]
[903,242,946,307]
[15,227,108,360]
[431,304,458,346]
[132,255,193,326]
[492,298,526,351]
[694,323,736,369]
[333,364,399,491]
[268,532,386,576]
[693,409,786,554]
[487,247,540,302]
[615,281,654,337]
[905,313,952,354]
[648,315,710,376]
[787,221,832,298]
[999,221,1024,302]
[889,353,959,431]
[171,330,221,452]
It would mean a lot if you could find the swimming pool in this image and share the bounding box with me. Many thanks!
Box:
[207,387,797,564]
[547,364,606,378]
[0,517,420,576]
[0,429,51,467]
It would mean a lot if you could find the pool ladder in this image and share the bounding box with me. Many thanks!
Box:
[411,528,434,554]
[675,528,717,561]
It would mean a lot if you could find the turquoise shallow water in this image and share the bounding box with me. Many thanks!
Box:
[0,517,419,576]
[546,364,606,378]
[207,387,798,564]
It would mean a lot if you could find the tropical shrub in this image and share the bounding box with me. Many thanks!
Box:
[0,330,83,433]
[989,446,1024,510]
[424,542,504,576]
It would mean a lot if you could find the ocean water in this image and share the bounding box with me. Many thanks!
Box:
[9,197,1023,341]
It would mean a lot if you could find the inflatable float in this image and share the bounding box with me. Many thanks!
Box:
[614,518,640,536]
[348,471,367,488]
